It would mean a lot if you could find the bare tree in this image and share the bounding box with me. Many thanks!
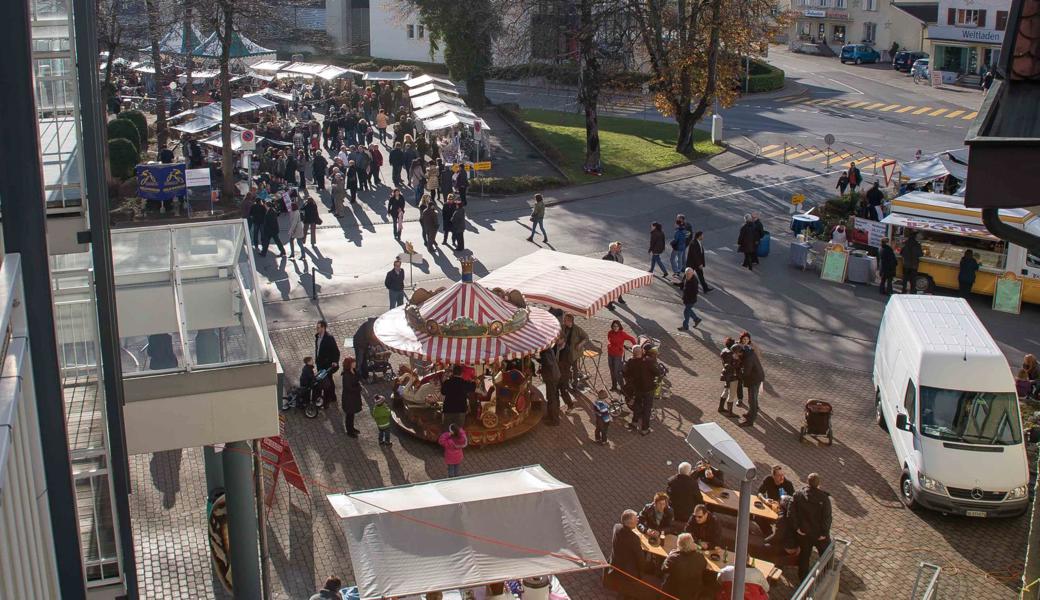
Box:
[144,0,169,149]
[182,0,195,108]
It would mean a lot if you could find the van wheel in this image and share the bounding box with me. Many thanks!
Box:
[900,470,920,510]
[913,274,935,294]
[855,57,863,65]
[876,391,887,431]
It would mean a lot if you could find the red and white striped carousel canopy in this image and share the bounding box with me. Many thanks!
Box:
[373,280,561,364]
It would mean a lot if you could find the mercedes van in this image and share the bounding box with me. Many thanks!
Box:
[873,295,1028,517]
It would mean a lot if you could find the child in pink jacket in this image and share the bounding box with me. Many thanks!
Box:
[438,424,467,478]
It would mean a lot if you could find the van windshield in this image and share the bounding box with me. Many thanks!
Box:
[919,387,1022,445]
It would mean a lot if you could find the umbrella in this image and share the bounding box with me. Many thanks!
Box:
[374,266,560,364]
[478,249,654,317]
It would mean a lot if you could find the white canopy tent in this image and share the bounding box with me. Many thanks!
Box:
[422,111,490,133]
[414,102,478,121]
[899,156,968,183]
[411,91,467,109]
[405,73,455,88]
[478,249,654,317]
[326,465,605,600]
[361,71,412,81]
[409,82,460,98]
[249,60,291,72]
[171,117,220,134]
[176,69,220,84]
[200,126,266,152]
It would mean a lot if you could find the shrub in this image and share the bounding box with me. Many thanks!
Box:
[470,175,567,195]
[107,118,140,153]
[349,61,380,72]
[119,110,149,151]
[384,64,425,75]
[740,59,785,93]
[108,138,139,180]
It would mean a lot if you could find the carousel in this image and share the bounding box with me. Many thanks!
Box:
[373,258,561,446]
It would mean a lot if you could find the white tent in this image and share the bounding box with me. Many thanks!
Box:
[249,60,291,72]
[411,91,467,109]
[326,465,605,600]
[422,111,490,133]
[405,73,455,88]
[171,117,220,135]
[200,126,265,152]
[478,249,654,317]
[280,62,360,80]
[409,82,460,98]
[900,156,968,183]
[414,102,477,121]
[361,71,412,81]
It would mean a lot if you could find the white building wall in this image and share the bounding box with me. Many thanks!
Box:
[789,0,927,56]
[369,0,445,63]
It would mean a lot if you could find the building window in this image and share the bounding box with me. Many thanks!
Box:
[817,0,828,6]
[996,10,1008,30]
[833,24,846,42]
[863,21,877,42]
[406,24,415,38]
[864,0,878,11]
[418,24,425,38]
[955,9,981,26]
[835,0,846,7]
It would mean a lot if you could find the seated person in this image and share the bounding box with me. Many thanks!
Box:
[637,492,675,536]
[694,460,725,488]
[757,465,795,502]
[684,504,723,551]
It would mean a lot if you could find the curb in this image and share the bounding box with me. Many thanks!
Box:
[492,106,570,182]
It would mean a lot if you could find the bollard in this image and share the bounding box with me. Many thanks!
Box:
[783,144,788,164]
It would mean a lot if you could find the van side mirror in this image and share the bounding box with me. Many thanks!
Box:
[896,413,911,432]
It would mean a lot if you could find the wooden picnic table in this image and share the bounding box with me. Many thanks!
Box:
[634,531,780,582]
[698,480,779,522]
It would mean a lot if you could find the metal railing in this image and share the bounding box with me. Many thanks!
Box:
[790,537,852,600]
[0,254,61,598]
[910,562,941,600]
[775,142,881,172]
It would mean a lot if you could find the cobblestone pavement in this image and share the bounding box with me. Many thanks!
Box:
[132,309,1027,600]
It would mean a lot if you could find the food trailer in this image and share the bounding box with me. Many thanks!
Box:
[882,191,1040,303]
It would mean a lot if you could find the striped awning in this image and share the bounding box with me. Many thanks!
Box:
[373,281,560,364]
[478,249,654,318]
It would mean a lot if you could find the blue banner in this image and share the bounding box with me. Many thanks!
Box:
[136,163,186,201]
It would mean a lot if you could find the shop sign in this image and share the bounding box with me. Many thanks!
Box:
[826,10,848,19]
[927,25,1004,44]
[850,216,887,248]
[804,9,826,17]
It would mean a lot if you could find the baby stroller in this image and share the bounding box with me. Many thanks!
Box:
[280,367,334,418]
[366,345,395,383]
[798,399,833,445]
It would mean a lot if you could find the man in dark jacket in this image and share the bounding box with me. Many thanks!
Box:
[260,203,285,257]
[666,462,703,524]
[352,318,376,380]
[879,236,898,295]
[441,198,456,246]
[604,510,651,600]
[900,231,924,294]
[791,473,833,581]
[314,320,340,405]
[763,496,800,562]
[751,212,765,265]
[865,181,884,221]
[683,504,723,550]
[661,533,707,600]
[302,197,320,246]
[637,492,675,536]
[737,214,758,270]
[389,142,405,187]
[248,198,267,248]
[385,259,406,308]
[757,465,795,534]
[736,344,765,427]
[312,150,328,191]
[440,364,475,431]
[648,222,667,277]
[538,345,562,425]
[624,346,655,435]
[685,230,713,292]
[309,576,342,600]
[454,165,469,205]
[678,268,702,331]
[421,201,440,249]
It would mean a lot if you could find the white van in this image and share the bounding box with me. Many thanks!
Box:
[873,295,1029,517]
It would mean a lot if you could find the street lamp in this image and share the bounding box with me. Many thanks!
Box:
[685,423,757,600]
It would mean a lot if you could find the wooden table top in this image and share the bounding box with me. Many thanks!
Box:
[698,480,779,522]
[634,531,779,581]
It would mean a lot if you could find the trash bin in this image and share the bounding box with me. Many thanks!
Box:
[523,576,551,600]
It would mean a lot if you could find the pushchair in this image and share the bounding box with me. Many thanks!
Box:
[280,367,334,418]
[366,345,395,383]
[798,399,833,445]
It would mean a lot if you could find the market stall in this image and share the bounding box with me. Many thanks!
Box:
[326,465,606,600]
[361,71,412,82]
[373,259,560,445]
[477,249,654,317]
[405,73,456,88]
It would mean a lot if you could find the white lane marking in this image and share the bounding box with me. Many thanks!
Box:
[691,171,837,203]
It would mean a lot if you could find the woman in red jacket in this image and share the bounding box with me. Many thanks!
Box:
[607,320,636,392]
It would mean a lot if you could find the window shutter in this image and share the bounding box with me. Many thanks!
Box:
[996,10,1008,30]
[948,7,956,24]
[977,9,986,26]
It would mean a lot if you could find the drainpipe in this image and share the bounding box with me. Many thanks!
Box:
[982,208,1040,257]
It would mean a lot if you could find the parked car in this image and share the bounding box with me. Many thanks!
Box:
[840,44,881,64]
[893,51,929,72]
[911,58,930,81]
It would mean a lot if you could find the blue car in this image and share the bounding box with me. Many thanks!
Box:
[840,44,881,65]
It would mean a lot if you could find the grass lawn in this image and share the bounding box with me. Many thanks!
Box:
[519,108,722,183]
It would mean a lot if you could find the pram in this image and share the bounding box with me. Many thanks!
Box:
[366,344,395,383]
[798,399,833,445]
[280,367,334,418]
[614,336,671,416]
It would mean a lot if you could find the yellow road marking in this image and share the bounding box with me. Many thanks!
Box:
[761,148,788,159]
[864,103,887,110]
[759,144,780,153]
[785,150,817,160]
[878,104,901,112]
[928,108,948,117]
[945,110,965,119]
[895,106,916,113]
[962,111,978,120]
[783,96,808,103]
[912,107,933,115]
[846,101,870,109]
[816,99,842,106]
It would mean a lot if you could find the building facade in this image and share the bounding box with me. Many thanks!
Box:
[926,0,1009,76]
[788,0,929,56]
[326,0,445,63]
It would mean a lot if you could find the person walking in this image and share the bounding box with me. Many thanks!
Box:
[625,345,655,435]
[312,150,327,192]
[341,357,362,437]
[387,188,406,241]
[866,181,885,221]
[539,344,562,425]
[420,198,440,250]
[603,242,627,310]
[454,163,469,205]
[371,395,393,446]
[670,216,691,276]
[248,196,267,248]
[389,142,405,187]
[791,473,832,581]
[751,212,765,265]
[302,195,320,246]
[900,230,923,293]
[375,108,389,143]
[331,173,347,217]
[648,222,668,277]
[738,214,758,270]
[426,161,440,202]
[259,203,286,257]
[385,259,406,308]
[441,196,456,246]
[558,314,588,410]
[661,533,707,600]
[958,249,980,297]
[314,320,340,406]
[677,268,702,331]
[369,144,384,187]
[345,160,360,204]
[835,172,849,198]
[737,343,765,427]
[685,230,713,292]
[526,193,548,242]
[438,423,467,478]
[287,201,306,258]
[717,337,742,415]
[451,198,467,251]
[879,237,897,295]
[409,158,426,204]
[607,320,636,392]
[846,162,862,198]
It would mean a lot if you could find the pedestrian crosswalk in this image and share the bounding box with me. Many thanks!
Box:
[775,94,978,121]
[757,143,896,172]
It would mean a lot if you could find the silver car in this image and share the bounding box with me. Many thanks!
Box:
[911,58,930,83]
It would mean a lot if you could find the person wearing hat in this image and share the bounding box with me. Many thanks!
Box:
[593,399,611,444]
[371,394,392,446]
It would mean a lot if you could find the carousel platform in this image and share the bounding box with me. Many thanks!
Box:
[390,387,546,447]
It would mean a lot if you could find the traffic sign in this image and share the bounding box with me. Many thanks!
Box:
[823,134,835,147]
[791,193,805,205]
[474,120,482,134]
[240,129,256,151]
[472,161,492,171]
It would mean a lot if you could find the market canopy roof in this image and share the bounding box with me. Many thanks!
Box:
[409,82,460,98]
[421,111,490,132]
[900,156,968,183]
[280,62,359,80]
[139,23,204,55]
[405,73,455,88]
[411,91,467,109]
[414,102,477,121]
[249,59,291,72]
[171,117,220,134]
[361,71,412,81]
[478,249,654,317]
[326,465,606,600]
[200,126,265,151]
[192,30,273,59]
